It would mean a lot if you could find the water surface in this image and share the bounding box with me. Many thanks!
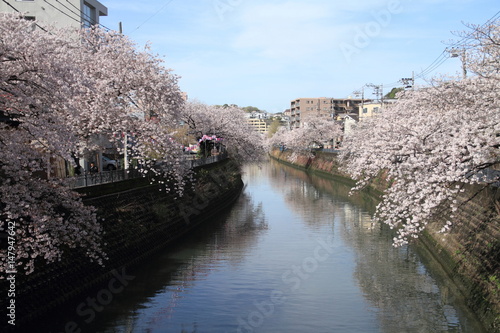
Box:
[36,160,486,332]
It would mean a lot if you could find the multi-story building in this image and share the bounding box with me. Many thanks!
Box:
[358,99,397,120]
[247,117,270,134]
[359,102,381,120]
[290,97,363,128]
[0,0,107,29]
[246,112,271,134]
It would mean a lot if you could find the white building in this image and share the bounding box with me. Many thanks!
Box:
[0,0,107,29]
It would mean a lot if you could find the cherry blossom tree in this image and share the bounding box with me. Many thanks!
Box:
[0,14,186,275]
[455,20,500,80]
[340,20,500,246]
[268,114,343,155]
[181,101,266,163]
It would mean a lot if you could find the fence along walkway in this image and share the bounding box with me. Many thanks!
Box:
[69,153,229,189]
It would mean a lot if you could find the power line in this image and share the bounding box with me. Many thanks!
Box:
[449,9,500,49]
[415,52,450,80]
[130,0,176,34]
[63,0,111,31]
[42,0,112,31]
[414,10,500,80]
[1,0,48,32]
[377,10,500,88]
[42,0,80,24]
[369,9,500,90]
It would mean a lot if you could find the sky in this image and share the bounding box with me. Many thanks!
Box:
[100,0,499,113]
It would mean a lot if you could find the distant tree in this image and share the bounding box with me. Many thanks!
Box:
[217,103,239,109]
[242,106,261,113]
[384,87,404,99]
[181,101,265,163]
[267,119,282,138]
[268,115,342,153]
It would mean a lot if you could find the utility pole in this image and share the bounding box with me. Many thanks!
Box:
[401,74,415,91]
[119,21,129,174]
[366,83,382,102]
[461,50,467,79]
[448,48,467,79]
[353,88,365,117]
[381,84,384,104]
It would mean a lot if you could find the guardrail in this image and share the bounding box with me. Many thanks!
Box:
[320,148,342,154]
[186,152,228,168]
[69,153,229,189]
[68,169,139,189]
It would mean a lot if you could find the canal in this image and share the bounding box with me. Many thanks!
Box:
[33,160,486,332]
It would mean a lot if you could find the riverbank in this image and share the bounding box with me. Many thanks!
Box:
[2,159,244,331]
[270,149,499,332]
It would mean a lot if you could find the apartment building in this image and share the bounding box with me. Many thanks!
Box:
[0,0,107,29]
[247,117,270,134]
[358,99,397,120]
[290,97,363,128]
[246,112,271,134]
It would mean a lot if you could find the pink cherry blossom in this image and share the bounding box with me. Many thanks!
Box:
[340,20,499,246]
[0,14,184,275]
[268,114,343,159]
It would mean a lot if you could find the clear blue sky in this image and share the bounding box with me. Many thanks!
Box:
[100,0,499,113]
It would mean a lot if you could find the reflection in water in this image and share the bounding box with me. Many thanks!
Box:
[267,160,378,231]
[267,160,485,333]
[340,206,478,333]
[104,192,269,332]
[29,160,486,332]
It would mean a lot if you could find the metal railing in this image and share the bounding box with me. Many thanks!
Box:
[320,148,342,154]
[68,169,138,189]
[185,152,228,168]
[69,153,229,189]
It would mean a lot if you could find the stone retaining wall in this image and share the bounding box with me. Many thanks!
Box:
[2,159,243,331]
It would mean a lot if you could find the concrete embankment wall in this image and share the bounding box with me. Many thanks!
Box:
[270,149,499,332]
[3,159,243,331]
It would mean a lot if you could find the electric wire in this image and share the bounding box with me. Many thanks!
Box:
[41,0,80,25]
[448,9,500,49]
[414,10,500,80]
[369,9,500,91]
[9,0,111,32]
[129,0,176,34]
[371,9,500,89]
[63,0,112,31]
[1,0,48,32]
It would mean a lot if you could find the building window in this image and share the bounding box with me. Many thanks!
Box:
[83,3,96,28]
[363,108,368,114]
[373,107,379,113]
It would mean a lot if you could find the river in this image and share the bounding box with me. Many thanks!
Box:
[33,160,486,332]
